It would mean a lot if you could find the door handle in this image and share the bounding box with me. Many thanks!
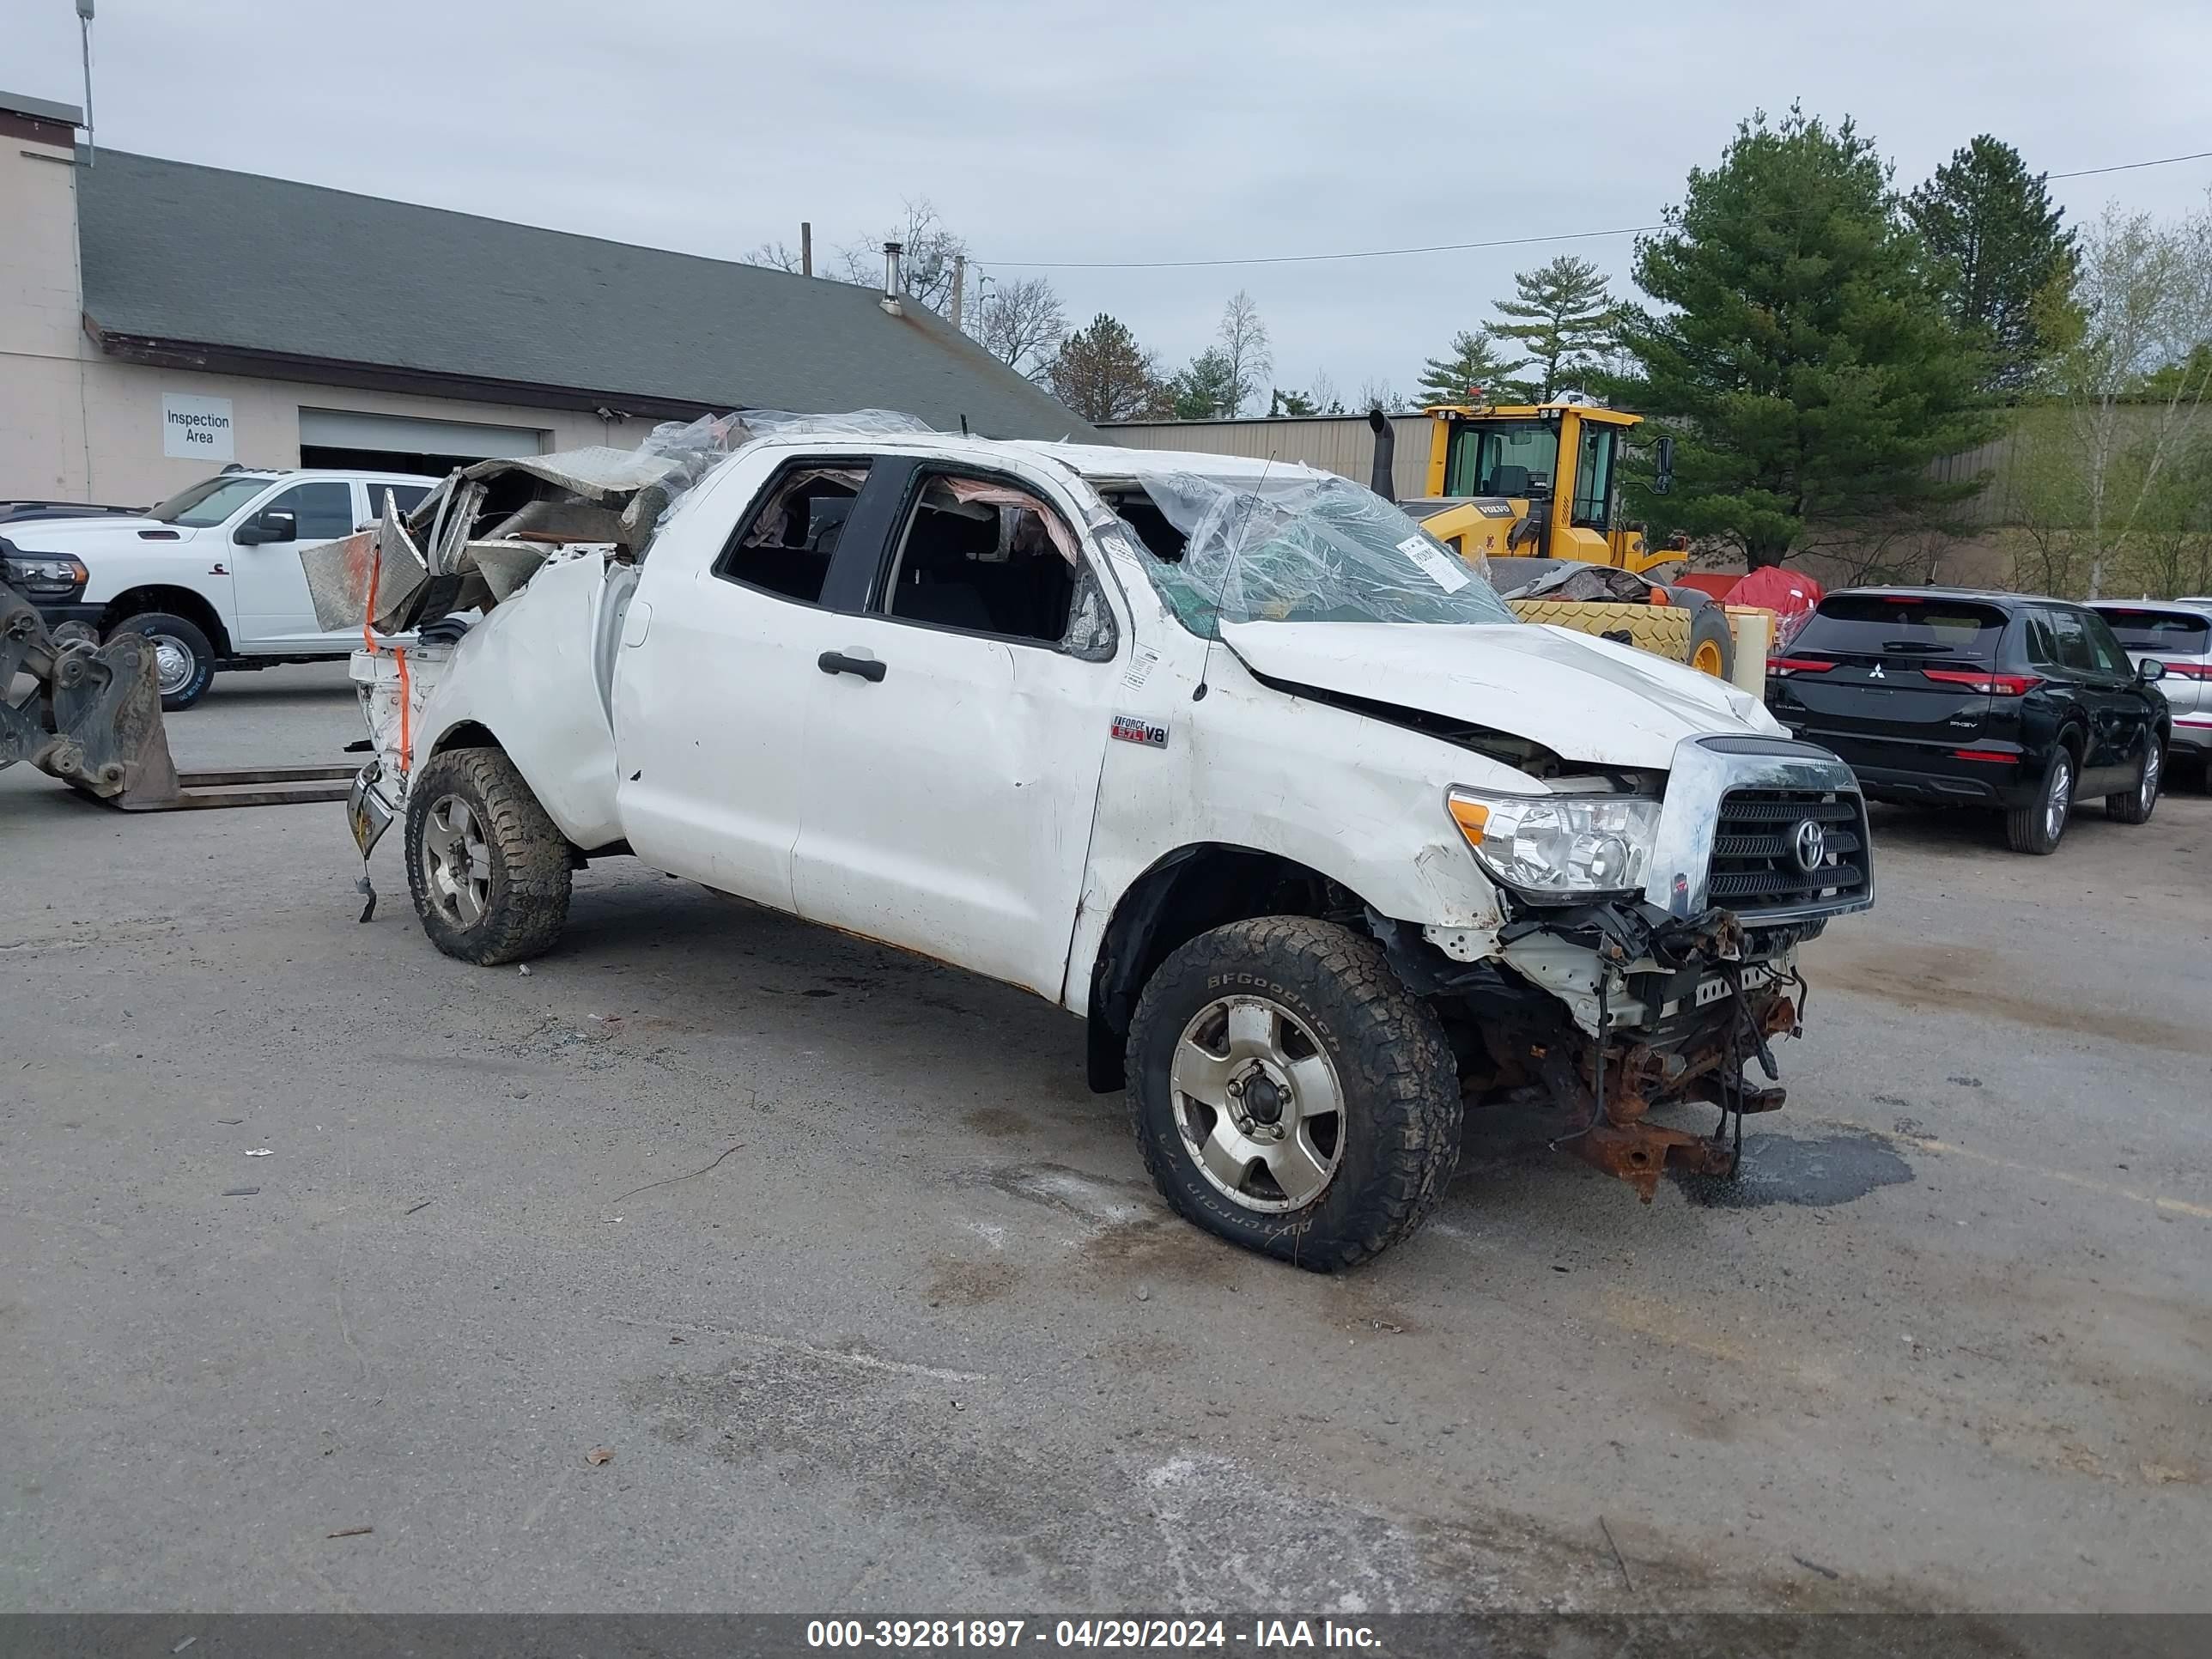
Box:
[818,650,886,683]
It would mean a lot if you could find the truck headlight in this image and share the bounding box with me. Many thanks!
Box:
[1447,787,1662,899]
[1,553,90,598]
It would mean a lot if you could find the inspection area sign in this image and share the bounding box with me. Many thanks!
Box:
[161,393,234,461]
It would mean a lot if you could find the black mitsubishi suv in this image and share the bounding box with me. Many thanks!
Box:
[1766,589,2172,855]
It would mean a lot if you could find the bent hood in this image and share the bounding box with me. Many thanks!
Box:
[1220,619,1784,769]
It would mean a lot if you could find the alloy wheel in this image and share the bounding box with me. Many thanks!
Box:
[2045,754,2072,844]
[1169,995,1346,1213]
[421,794,491,928]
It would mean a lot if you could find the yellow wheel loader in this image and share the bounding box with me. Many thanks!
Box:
[1408,397,1677,574]
[1367,402,1769,687]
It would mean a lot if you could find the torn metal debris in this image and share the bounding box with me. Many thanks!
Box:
[302,409,932,636]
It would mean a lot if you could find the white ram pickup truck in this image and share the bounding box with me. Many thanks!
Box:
[348,430,1875,1268]
[0,468,435,709]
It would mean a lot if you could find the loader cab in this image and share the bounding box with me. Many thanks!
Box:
[1423,401,1664,574]
[1443,420,1559,501]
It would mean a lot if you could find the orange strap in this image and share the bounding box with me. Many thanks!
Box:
[394,647,412,774]
[361,540,412,773]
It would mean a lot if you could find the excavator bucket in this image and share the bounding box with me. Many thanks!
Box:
[1,583,183,810]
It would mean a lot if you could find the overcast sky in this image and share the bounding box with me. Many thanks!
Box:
[13,0,2211,406]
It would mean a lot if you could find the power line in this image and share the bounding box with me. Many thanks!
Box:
[981,144,2212,272]
[985,223,1662,271]
[2048,147,2212,179]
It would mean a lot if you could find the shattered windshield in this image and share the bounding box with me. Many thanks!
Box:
[1121,471,1518,637]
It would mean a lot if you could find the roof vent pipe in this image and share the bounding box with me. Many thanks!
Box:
[881,241,905,316]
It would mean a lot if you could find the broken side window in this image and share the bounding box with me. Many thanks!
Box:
[878,472,1103,653]
[714,460,872,605]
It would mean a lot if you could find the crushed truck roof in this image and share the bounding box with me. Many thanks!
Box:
[301,413,1347,639]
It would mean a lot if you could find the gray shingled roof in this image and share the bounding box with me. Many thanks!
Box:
[76,149,1095,441]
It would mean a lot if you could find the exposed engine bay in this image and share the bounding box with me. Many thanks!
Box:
[1381,899,1814,1199]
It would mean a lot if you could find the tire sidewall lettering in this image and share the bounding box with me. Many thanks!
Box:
[1200,972,1337,1049]
[1145,934,1427,1253]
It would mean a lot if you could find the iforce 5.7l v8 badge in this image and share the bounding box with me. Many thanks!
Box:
[1110,714,1169,749]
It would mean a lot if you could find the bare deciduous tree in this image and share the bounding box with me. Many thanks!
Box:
[1357,378,1407,413]
[1798,520,1958,588]
[2006,415,2095,595]
[742,240,806,274]
[971,275,1067,381]
[2126,440,2212,598]
[2049,191,2212,596]
[1216,291,1273,417]
[834,198,970,315]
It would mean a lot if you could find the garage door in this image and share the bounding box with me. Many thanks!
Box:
[298,409,544,459]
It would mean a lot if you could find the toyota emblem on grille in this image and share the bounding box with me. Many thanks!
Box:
[1791,817,1828,873]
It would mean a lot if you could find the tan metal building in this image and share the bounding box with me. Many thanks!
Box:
[1099,413,1434,500]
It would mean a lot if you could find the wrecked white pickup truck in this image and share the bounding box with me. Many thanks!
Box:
[334,412,1874,1269]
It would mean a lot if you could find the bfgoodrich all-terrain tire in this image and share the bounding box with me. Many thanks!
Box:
[404,746,572,964]
[2006,744,2075,855]
[1126,916,1460,1272]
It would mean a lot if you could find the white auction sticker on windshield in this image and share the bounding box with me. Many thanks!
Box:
[1397,534,1470,592]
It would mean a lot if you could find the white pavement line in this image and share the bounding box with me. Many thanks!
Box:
[1827,1120,2212,1221]
[604,1313,989,1382]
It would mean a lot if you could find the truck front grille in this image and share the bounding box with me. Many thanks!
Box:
[1705,790,1869,915]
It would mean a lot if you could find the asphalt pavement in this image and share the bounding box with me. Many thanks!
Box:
[3,664,2206,1614]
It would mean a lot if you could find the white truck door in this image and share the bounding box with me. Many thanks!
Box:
[791,465,1120,1000]
[611,453,882,912]
[228,478,356,648]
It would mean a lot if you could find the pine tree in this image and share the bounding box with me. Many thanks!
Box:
[1905,136,2078,396]
[1490,256,1617,399]
[1046,315,1164,423]
[1168,349,1241,418]
[1414,329,1521,407]
[1615,106,1993,562]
